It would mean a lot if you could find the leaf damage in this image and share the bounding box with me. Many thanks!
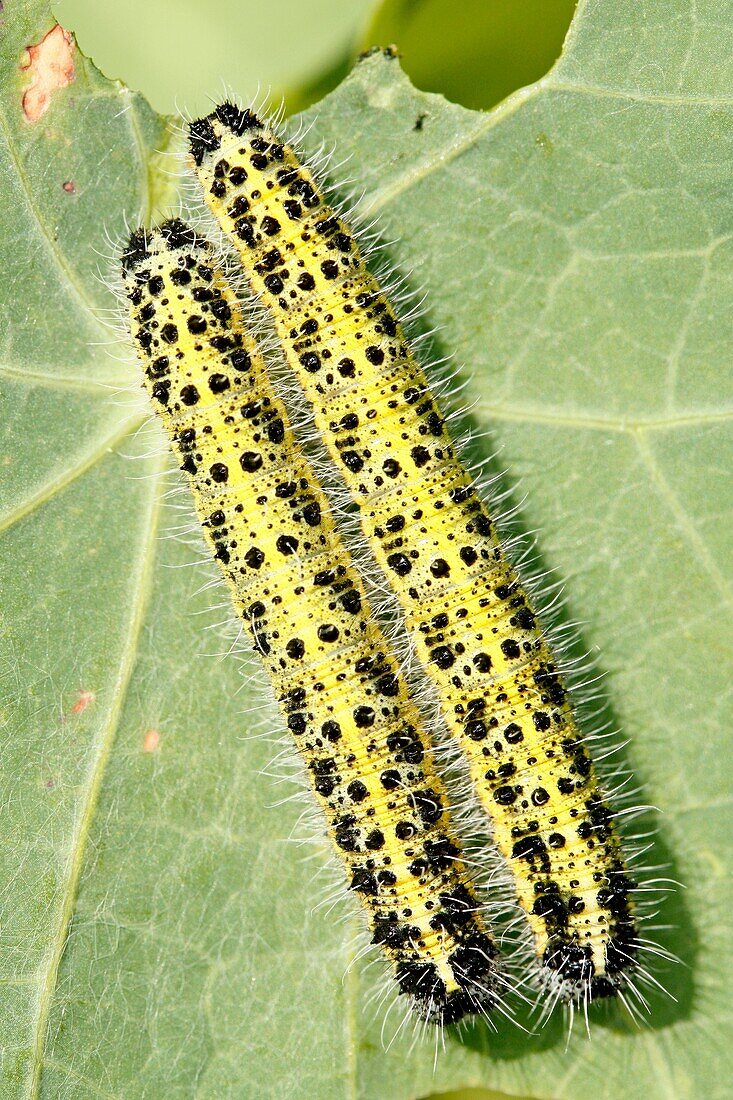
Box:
[20,23,75,123]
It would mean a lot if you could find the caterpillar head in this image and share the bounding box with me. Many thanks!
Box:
[188,102,265,167]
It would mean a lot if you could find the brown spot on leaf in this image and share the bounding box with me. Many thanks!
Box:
[20,24,75,123]
[143,728,160,753]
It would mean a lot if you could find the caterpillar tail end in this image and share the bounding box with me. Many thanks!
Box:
[400,936,504,1027]
[542,929,639,1006]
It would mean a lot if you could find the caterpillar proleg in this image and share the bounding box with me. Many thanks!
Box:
[120,218,503,1027]
[186,103,642,1007]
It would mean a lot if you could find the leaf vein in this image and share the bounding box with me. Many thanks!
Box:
[634,431,732,609]
[28,455,165,1098]
[0,414,144,535]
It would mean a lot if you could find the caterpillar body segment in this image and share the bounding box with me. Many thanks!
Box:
[187,105,640,1004]
[121,219,503,1027]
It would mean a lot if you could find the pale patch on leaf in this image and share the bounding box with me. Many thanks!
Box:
[20,22,75,122]
[142,728,160,752]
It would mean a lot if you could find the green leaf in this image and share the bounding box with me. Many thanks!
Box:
[2,1,732,1097]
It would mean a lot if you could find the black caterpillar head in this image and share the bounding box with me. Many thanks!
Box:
[188,102,264,166]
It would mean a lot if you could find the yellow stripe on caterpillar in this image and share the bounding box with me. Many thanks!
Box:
[121,218,503,1027]
[187,104,640,1005]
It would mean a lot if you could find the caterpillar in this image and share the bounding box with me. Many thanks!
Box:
[120,218,503,1028]
[185,103,641,1007]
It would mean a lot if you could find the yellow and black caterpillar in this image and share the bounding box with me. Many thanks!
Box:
[186,103,639,1003]
[121,219,502,1026]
